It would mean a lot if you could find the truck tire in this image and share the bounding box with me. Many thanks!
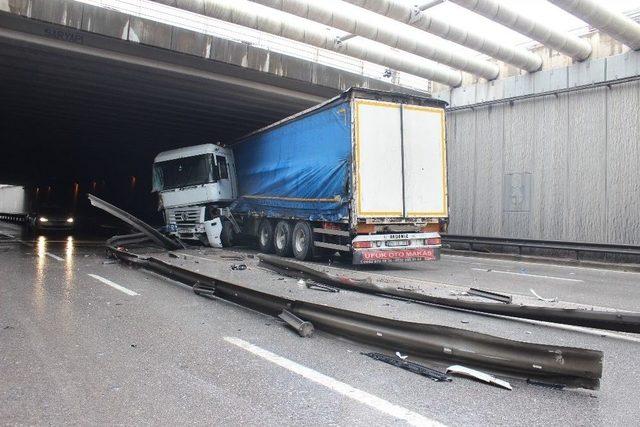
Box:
[274,220,293,257]
[221,220,235,248]
[257,219,275,253]
[292,221,314,261]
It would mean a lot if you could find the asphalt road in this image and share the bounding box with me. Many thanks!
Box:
[2,222,640,426]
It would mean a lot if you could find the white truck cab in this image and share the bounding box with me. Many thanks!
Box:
[152,144,237,245]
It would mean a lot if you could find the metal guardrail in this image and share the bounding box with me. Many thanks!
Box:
[442,235,640,261]
[109,247,603,389]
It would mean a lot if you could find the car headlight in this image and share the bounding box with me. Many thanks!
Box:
[66,218,74,223]
[39,217,48,222]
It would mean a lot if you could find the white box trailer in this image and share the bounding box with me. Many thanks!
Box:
[0,185,27,215]
[0,185,29,224]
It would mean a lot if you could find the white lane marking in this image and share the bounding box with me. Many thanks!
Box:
[224,337,443,427]
[444,253,639,275]
[88,274,139,296]
[45,252,64,261]
[471,268,584,283]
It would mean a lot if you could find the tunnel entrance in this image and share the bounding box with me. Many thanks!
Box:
[0,12,334,225]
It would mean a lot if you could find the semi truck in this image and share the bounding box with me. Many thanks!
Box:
[152,88,448,264]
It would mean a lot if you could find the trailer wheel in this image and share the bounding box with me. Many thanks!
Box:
[292,221,314,261]
[274,220,293,257]
[257,219,275,253]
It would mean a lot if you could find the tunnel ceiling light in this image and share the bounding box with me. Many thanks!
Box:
[72,0,436,91]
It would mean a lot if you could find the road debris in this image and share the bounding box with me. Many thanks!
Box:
[449,290,468,296]
[468,287,513,304]
[168,253,179,258]
[279,309,314,337]
[362,352,450,382]
[526,378,566,389]
[306,281,340,293]
[88,194,183,250]
[446,365,512,390]
[395,352,408,360]
[257,254,640,333]
[221,255,245,261]
[530,288,558,303]
[108,249,605,389]
[231,264,247,271]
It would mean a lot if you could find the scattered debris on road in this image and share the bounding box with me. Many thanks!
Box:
[468,287,513,304]
[395,352,408,360]
[526,378,566,389]
[362,352,451,382]
[258,254,640,333]
[279,309,314,337]
[530,288,559,303]
[103,247,605,389]
[446,365,512,390]
[305,281,340,293]
[221,255,245,261]
[231,264,247,271]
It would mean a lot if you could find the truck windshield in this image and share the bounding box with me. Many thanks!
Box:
[152,154,215,191]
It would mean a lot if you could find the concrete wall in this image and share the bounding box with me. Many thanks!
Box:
[446,81,640,245]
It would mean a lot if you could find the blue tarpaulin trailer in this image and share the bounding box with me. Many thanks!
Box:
[229,88,449,263]
[232,100,352,223]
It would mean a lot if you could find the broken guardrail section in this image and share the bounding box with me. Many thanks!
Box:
[88,194,183,250]
[258,254,640,333]
[108,247,603,389]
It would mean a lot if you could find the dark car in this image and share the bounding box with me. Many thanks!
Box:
[27,205,76,233]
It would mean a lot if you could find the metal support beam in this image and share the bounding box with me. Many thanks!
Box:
[449,0,592,61]
[417,0,446,12]
[149,0,461,86]
[250,0,497,80]
[346,0,542,73]
[548,0,640,50]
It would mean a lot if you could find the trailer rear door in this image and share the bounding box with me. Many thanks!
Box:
[354,100,447,219]
[401,105,447,218]
[354,101,404,217]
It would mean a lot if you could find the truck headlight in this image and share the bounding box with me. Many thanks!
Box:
[39,217,48,222]
[66,218,74,223]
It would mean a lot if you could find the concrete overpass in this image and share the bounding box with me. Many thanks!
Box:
[0,0,412,187]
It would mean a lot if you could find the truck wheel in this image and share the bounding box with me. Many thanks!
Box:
[292,221,314,261]
[221,220,235,248]
[274,220,293,257]
[257,219,275,253]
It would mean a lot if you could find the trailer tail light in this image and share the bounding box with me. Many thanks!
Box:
[353,241,373,249]
[421,223,440,233]
[357,223,376,234]
[426,237,441,246]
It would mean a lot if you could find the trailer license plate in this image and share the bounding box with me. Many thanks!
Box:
[387,240,410,247]
[357,248,438,264]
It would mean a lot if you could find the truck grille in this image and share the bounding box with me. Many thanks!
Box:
[170,207,202,226]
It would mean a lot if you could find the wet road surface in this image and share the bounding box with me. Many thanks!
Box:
[2,221,640,426]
